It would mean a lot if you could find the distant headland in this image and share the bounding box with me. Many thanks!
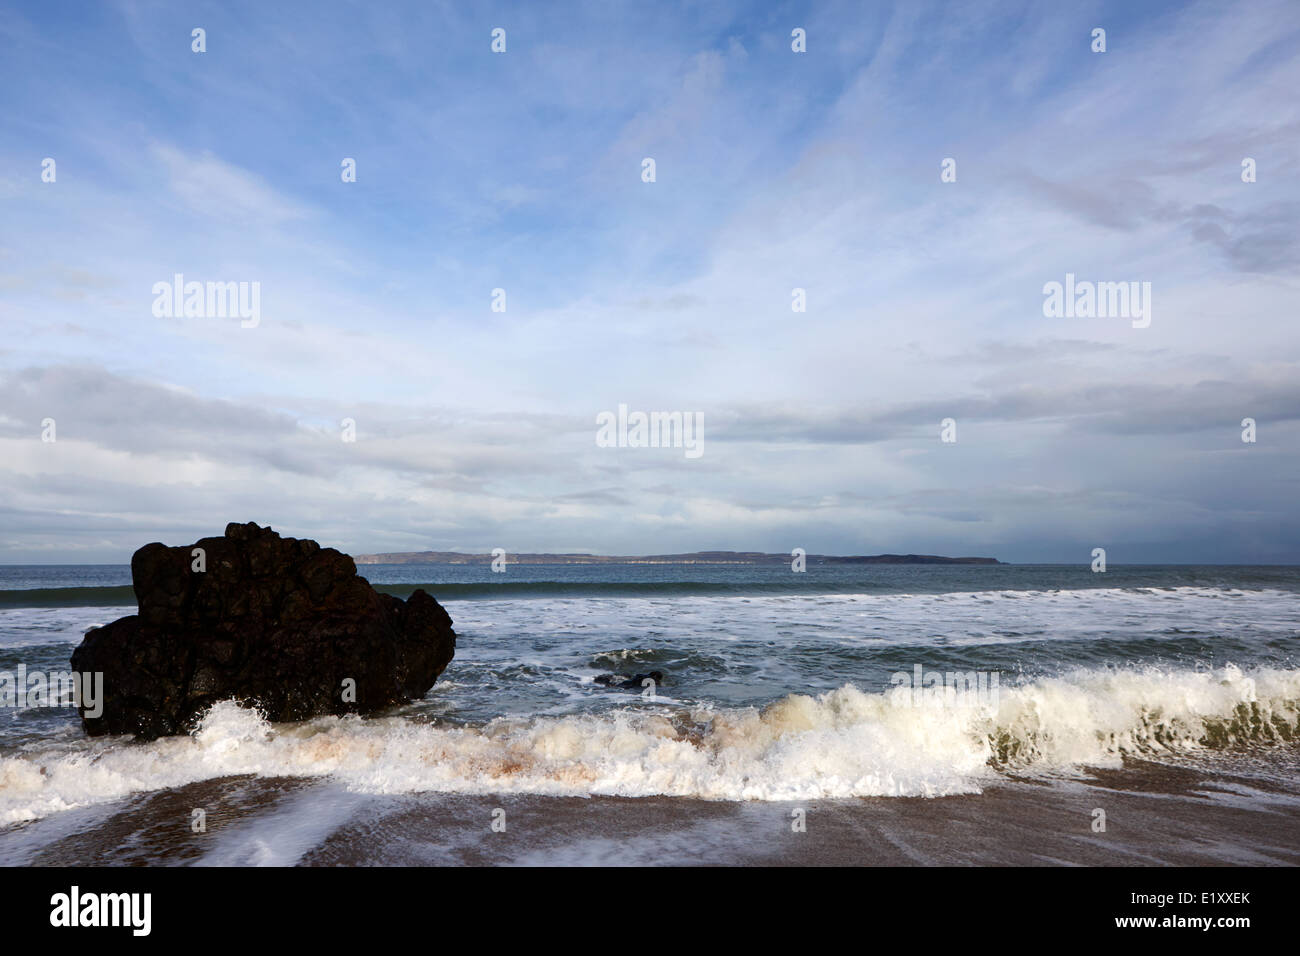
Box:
[354,551,1002,566]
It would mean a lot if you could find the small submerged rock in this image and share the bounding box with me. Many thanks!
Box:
[70,522,456,739]
[593,670,665,690]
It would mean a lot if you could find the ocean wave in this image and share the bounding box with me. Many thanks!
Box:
[1,664,1296,823]
[587,647,729,674]
[3,580,1297,610]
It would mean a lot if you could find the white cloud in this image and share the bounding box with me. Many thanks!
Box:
[152,145,311,226]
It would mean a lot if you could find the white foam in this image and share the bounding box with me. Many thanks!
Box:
[1,664,1296,823]
[446,585,1300,656]
[193,786,369,867]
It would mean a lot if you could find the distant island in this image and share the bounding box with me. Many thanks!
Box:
[354,550,1001,566]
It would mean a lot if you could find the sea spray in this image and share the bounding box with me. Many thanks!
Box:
[2,665,1298,823]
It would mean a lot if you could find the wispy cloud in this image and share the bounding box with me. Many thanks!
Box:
[0,0,1298,561]
[152,145,312,226]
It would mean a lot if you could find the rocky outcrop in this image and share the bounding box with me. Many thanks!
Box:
[70,522,455,739]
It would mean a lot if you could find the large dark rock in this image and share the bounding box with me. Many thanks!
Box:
[70,522,455,739]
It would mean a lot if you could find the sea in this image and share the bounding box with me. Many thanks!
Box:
[1,562,1298,866]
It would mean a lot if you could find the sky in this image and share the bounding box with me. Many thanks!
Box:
[1,0,1298,564]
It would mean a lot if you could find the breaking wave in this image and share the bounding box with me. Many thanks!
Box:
[1,664,1297,823]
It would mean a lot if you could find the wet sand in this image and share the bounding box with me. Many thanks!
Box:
[5,753,1300,866]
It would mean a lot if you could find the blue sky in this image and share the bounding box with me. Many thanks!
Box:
[1,0,1299,563]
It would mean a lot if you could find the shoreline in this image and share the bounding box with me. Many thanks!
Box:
[5,754,1299,866]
